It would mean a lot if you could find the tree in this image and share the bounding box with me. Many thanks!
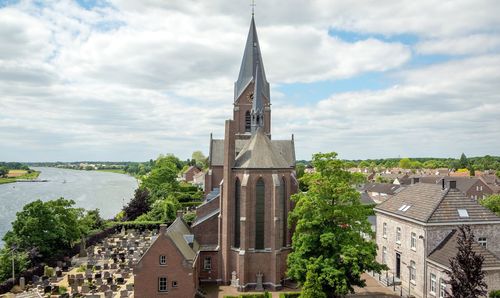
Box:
[142,156,180,197]
[3,198,82,260]
[460,153,469,169]
[295,163,306,179]
[479,194,500,216]
[0,166,8,177]
[0,247,29,282]
[287,152,386,298]
[78,209,105,235]
[136,196,179,222]
[399,158,412,169]
[123,188,151,221]
[445,225,487,298]
[191,151,208,169]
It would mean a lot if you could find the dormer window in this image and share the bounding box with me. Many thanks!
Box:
[457,209,469,218]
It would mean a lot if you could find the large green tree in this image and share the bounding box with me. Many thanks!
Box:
[287,152,386,298]
[142,155,180,198]
[3,198,83,260]
[480,194,500,216]
[399,157,412,169]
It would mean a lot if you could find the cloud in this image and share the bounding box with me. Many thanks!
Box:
[0,0,499,161]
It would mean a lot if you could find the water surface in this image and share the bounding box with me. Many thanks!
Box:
[0,167,138,246]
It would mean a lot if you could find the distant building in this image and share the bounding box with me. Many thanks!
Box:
[183,166,202,183]
[374,181,500,298]
[362,183,404,203]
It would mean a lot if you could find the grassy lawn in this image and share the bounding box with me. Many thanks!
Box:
[0,170,41,184]
[96,169,127,174]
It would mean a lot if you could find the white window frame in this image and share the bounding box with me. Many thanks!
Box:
[439,278,446,298]
[158,277,168,292]
[383,222,387,238]
[410,260,416,284]
[203,257,212,270]
[382,246,387,264]
[478,237,487,248]
[411,232,417,251]
[430,273,436,295]
[159,255,166,265]
[396,227,401,244]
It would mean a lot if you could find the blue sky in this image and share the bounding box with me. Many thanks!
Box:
[0,0,500,161]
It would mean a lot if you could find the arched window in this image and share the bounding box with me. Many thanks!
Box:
[245,111,251,132]
[234,179,241,248]
[281,177,287,247]
[255,178,265,249]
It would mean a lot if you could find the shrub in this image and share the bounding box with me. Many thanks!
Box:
[279,293,301,298]
[490,290,500,298]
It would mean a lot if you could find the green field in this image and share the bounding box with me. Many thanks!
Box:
[96,169,127,174]
[0,170,41,184]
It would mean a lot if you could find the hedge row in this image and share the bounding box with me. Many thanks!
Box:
[224,292,272,298]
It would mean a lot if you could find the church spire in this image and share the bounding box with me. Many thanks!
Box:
[234,16,270,102]
[251,63,265,133]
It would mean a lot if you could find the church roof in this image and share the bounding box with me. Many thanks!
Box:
[166,217,199,261]
[234,16,270,101]
[209,137,295,168]
[233,128,291,169]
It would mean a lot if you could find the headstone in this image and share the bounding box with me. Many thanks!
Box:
[81,284,90,293]
[50,276,57,283]
[32,275,40,284]
[106,277,113,285]
[44,285,52,293]
[255,272,264,291]
[104,290,113,298]
[19,277,25,290]
[103,263,109,270]
[79,236,87,257]
[70,283,78,294]
[103,272,110,279]
[111,284,119,291]
[110,263,117,269]
[120,289,128,297]
[126,283,133,291]
[99,284,109,292]
[230,271,239,287]
[95,278,103,285]
[56,269,63,277]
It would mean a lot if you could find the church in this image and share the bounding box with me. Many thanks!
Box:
[135,15,298,296]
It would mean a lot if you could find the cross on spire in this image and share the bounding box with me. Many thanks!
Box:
[250,0,256,16]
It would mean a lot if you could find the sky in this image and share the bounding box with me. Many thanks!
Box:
[0,0,499,162]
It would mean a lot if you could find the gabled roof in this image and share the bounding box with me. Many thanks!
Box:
[234,16,270,101]
[209,138,295,168]
[428,229,500,268]
[233,128,291,169]
[375,183,500,223]
[166,217,199,261]
[363,183,404,195]
[441,177,487,194]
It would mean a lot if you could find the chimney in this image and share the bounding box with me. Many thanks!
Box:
[441,178,445,190]
[448,180,457,190]
[159,224,167,234]
[412,177,420,184]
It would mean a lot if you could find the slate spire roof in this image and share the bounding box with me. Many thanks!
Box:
[234,16,270,102]
[234,128,290,169]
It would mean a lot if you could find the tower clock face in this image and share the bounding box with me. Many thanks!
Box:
[247,92,254,104]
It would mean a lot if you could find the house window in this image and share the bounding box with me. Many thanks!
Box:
[159,255,166,265]
[430,273,436,295]
[478,237,487,248]
[172,281,178,288]
[158,277,168,292]
[234,179,241,248]
[255,178,265,249]
[203,257,212,270]
[410,260,416,283]
[396,227,401,244]
[411,232,417,250]
[382,246,387,264]
[383,222,387,238]
[439,278,446,298]
[281,177,287,247]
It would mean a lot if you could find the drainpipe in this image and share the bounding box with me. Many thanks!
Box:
[422,230,428,298]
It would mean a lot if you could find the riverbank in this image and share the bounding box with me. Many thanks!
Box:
[0,170,40,184]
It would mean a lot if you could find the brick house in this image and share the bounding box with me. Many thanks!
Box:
[374,181,500,298]
[183,166,202,183]
[134,218,199,297]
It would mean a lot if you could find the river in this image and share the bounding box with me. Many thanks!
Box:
[0,167,138,246]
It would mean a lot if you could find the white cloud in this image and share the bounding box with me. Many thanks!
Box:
[0,0,499,161]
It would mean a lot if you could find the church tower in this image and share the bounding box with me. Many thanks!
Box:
[215,16,298,291]
[233,16,271,139]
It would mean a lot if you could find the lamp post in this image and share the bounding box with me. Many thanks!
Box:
[11,245,17,282]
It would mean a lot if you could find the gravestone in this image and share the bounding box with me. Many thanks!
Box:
[81,284,90,294]
[70,283,78,294]
[103,263,109,270]
[44,285,52,293]
[19,276,25,290]
[104,290,113,298]
[120,289,129,297]
[230,271,239,287]
[99,284,109,292]
[126,283,133,291]
[79,236,87,257]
